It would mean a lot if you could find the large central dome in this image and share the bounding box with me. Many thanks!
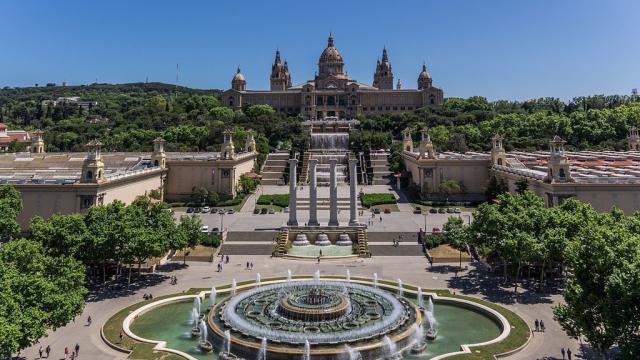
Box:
[318,33,345,76]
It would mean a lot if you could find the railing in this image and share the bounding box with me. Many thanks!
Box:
[493,165,547,180]
[103,166,161,180]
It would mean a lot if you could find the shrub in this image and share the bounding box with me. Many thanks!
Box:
[257,194,289,208]
[361,193,397,208]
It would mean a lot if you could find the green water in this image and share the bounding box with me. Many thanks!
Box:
[287,245,354,257]
[130,295,502,360]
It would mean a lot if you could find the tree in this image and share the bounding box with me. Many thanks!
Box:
[443,216,469,269]
[0,239,86,357]
[438,180,462,201]
[0,184,22,214]
[173,215,207,264]
[485,175,508,201]
[515,177,529,194]
[145,95,168,113]
[239,174,258,194]
[0,202,20,243]
[30,214,87,257]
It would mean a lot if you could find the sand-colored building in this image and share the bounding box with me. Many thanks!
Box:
[0,130,257,228]
[402,128,640,213]
[222,34,444,120]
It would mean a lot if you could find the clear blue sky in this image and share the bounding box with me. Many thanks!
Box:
[1,0,638,101]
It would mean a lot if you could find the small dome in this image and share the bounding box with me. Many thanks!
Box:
[232,67,245,82]
[418,64,431,79]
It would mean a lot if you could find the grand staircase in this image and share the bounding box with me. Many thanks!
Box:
[299,151,310,184]
[356,228,370,257]
[369,151,394,185]
[274,228,289,257]
[261,152,289,185]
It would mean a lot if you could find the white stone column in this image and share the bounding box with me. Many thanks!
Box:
[308,158,320,226]
[287,159,298,226]
[328,158,339,227]
[348,158,359,226]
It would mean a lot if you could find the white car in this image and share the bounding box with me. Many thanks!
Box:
[200,225,209,233]
[202,206,211,213]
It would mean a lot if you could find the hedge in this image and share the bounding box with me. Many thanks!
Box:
[257,194,289,208]
[361,193,397,208]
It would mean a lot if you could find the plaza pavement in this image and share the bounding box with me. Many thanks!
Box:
[17,255,584,360]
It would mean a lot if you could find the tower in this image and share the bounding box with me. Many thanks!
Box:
[419,127,435,159]
[402,128,413,152]
[245,129,256,153]
[270,50,291,90]
[418,63,433,90]
[151,137,166,169]
[231,67,246,91]
[318,33,345,77]
[81,139,104,183]
[30,130,45,154]
[491,134,506,166]
[373,47,393,89]
[629,127,640,150]
[221,129,236,160]
[546,136,573,183]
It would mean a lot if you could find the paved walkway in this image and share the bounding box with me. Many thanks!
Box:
[16,256,584,360]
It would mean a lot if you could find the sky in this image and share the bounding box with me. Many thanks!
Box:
[0,0,638,101]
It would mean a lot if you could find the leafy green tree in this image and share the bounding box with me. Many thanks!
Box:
[485,175,508,201]
[438,180,462,201]
[515,177,529,194]
[145,95,168,113]
[174,215,207,264]
[30,214,87,257]
[0,184,22,214]
[0,239,86,357]
[443,216,469,268]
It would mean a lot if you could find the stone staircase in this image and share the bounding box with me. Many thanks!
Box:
[274,228,290,257]
[299,152,311,184]
[296,197,363,210]
[356,228,370,257]
[261,152,289,185]
[369,151,394,185]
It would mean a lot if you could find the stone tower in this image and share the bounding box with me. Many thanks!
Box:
[373,47,393,90]
[221,129,236,160]
[546,136,573,183]
[491,134,506,166]
[402,128,413,152]
[419,127,435,159]
[151,137,166,169]
[231,67,246,91]
[418,63,433,90]
[245,129,256,153]
[629,127,640,150]
[270,50,291,91]
[30,130,45,154]
[81,139,104,183]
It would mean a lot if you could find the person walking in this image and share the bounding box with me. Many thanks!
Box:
[87,316,92,326]
[45,345,51,358]
[540,320,545,332]
[561,347,566,360]
[567,348,572,360]
[64,346,69,360]
[534,319,539,332]
[38,345,43,358]
[250,262,253,269]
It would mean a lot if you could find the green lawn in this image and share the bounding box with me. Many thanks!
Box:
[361,193,397,208]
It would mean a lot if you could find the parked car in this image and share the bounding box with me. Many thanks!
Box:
[383,208,391,214]
[200,225,209,233]
[432,227,442,234]
[373,208,381,214]
[260,208,268,214]
[429,208,437,214]
[413,207,422,214]
[268,208,275,214]
[201,206,211,213]
[212,227,220,234]
[218,209,225,214]
[446,208,454,213]
[161,208,173,214]
[437,208,446,214]
[454,208,462,214]
[253,208,260,214]
[283,207,289,213]
[227,209,235,214]
[194,207,201,213]
[186,207,194,213]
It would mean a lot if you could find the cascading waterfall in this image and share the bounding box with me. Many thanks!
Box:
[287,269,292,283]
[310,133,349,151]
[373,273,378,288]
[303,339,311,360]
[257,337,267,360]
[210,286,217,308]
[417,287,424,309]
[231,279,237,296]
[383,335,397,356]
[313,154,348,184]
[397,279,403,297]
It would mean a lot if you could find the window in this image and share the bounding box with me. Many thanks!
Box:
[305,96,311,106]
[393,106,398,110]
[317,96,324,105]
[378,106,382,111]
[559,168,566,179]
[327,96,335,106]
[385,106,390,110]
[222,169,230,178]
[154,160,159,167]
[86,171,93,180]
[228,96,234,107]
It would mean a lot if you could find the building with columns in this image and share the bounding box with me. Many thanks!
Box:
[222,34,444,120]
[402,127,640,214]
[0,130,257,228]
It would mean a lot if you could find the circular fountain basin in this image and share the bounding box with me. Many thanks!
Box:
[336,233,353,246]
[315,233,332,246]
[292,233,311,247]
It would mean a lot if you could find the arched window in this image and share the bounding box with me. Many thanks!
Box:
[228,96,234,107]
[305,96,311,106]
[86,171,93,180]
[406,145,411,151]
[497,158,503,166]
[327,96,335,106]
[154,160,159,167]
[559,168,566,179]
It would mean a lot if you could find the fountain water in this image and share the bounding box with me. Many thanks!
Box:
[427,297,434,314]
[311,133,349,151]
[417,287,424,309]
[397,279,403,297]
[231,279,237,296]
[287,269,292,283]
[373,273,378,288]
[344,345,361,360]
[257,337,267,360]
[221,329,231,355]
[191,308,200,328]
[193,296,201,314]
[346,269,351,283]
[256,273,261,287]
[210,286,217,308]
[410,323,427,354]
[383,335,397,357]
[199,320,207,343]
[424,309,438,340]
[314,270,320,282]
[303,339,311,360]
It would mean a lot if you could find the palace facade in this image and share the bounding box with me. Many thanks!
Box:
[221,34,444,119]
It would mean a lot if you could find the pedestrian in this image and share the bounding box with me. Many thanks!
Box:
[317,256,320,264]
[46,345,51,358]
[567,348,572,360]
[226,255,230,264]
[246,261,249,269]
[561,347,566,360]
[87,316,92,326]
[64,346,69,360]
[119,331,124,344]
[75,342,80,355]
[39,345,43,358]
[379,216,382,222]
[250,262,253,269]
[534,319,539,332]
[71,351,75,360]
[540,320,545,332]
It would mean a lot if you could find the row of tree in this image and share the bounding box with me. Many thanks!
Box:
[0,185,209,357]
[443,192,640,358]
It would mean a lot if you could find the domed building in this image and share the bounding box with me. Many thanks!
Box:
[222,34,444,120]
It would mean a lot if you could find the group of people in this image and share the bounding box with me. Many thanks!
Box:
[142,293,154,300]
[534,319,546,332]
[39,343,80,360]
[217,254,230,272]
[245,261,254,269]
[560,347,573,360]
